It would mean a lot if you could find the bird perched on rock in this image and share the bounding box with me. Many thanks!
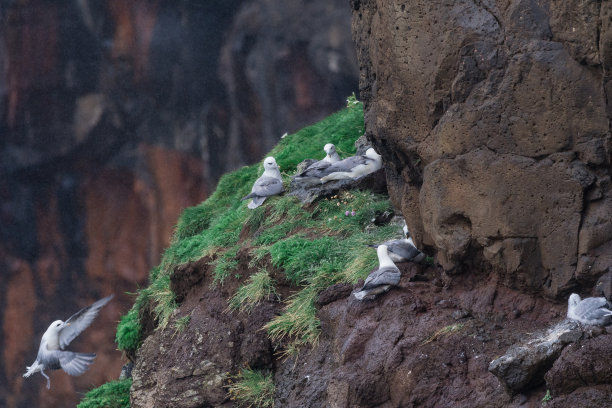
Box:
[353,245,400,300]
[241,157,283,209]
[320,148,382,183]
[567,293,612,326]
[370,224,426,263]
[293,143,342,181]
[23,295,113,389]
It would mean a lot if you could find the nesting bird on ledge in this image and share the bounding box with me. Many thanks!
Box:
[241,156,283,209]
[319,147,382,183]
[370,224,426,263]
[567,293,612,326]
[23,295,113,389]
[293,143,342,181]
[353,245,401,300]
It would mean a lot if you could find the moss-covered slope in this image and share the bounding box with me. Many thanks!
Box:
[80,99,403,405]
[115,100,400,352]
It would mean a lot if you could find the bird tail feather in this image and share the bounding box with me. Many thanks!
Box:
[241,192,255,201]
[248,197,266,209]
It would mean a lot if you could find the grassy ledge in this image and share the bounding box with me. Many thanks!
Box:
[113,99,402,365]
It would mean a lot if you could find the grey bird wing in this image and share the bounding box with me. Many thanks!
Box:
[47,351,96,376]
[295,160,332,178]
[243,177,283,200]
[387,240,422,262]
[578,297,608,310]
[317,155,368,177]
[579,307,612,324]
[59,295,113,349]
[576,297,612,321]
[360,266,401,291]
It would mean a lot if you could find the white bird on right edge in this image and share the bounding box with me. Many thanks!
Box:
[353,245,401,300]
[567,293,612,326]
[320,148,382,183]
[370,224,426,263]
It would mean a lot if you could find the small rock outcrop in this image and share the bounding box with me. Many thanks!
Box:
[488,319,593,392]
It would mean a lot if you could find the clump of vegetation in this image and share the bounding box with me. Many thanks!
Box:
[541,389,552,405]
[422,323,465,345]
[77,379,131,408]
[227,368,275,408]
[173,314,191,336]
[229,270,277,313]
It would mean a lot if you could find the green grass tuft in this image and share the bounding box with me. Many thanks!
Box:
[115,304,141,352]
[77,379,131,408]
[173,314,191,335]
[229,270,277,313]
[227,368,275,408]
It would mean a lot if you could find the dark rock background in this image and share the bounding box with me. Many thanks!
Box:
[0,1,358,407]
[352,0,611,297]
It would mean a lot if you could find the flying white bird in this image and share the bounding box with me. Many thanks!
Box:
[241,157,284,209]
[320,148,382,183]
[370,224,426,263]
[23,295,113,389]
[567,293,612,326]
[293,143,342,182]
[353,245,401,300]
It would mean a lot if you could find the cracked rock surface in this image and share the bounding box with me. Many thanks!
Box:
[351,0,612,297]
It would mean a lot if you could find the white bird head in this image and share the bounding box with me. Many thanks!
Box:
[47,320,66,333]
[263,157,278,170]
[568,293,581,308]
[324,143,336,154]
[365,148,382,161]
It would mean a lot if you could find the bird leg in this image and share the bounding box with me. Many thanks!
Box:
[40,369,51,389]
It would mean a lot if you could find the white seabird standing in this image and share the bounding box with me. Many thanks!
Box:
[320,148,382,183]
[241,157,284,209]
[353,245,401,300]
[567,293,612,326]
[23,295,113,389]
[370,225,426,263]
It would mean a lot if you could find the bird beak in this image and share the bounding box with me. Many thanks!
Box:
[65,322,71,327]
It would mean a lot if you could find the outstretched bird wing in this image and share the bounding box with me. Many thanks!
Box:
[52,351,96,376]
[59,295,113,349]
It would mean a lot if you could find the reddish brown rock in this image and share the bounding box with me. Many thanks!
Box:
[545,334,612,396]
[351,0,612,297]
[131,256,281,408]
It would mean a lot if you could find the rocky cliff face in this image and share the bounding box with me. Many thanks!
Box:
[0,1,357,407]
[351,0,611,297]
[124,2,612,407]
